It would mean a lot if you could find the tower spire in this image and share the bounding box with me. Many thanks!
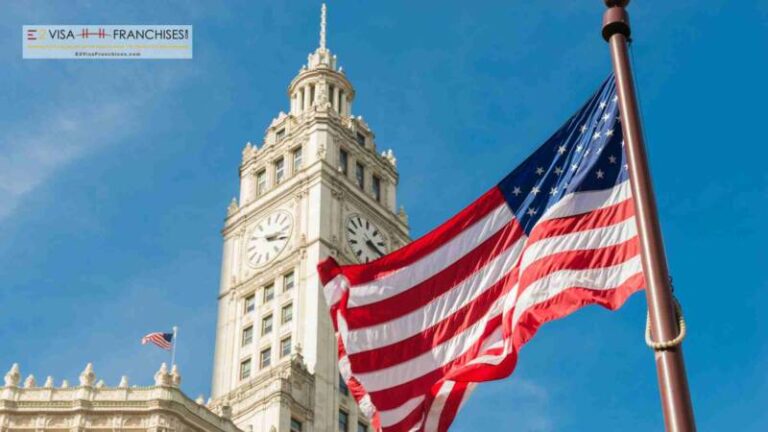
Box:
[319,3,327,50]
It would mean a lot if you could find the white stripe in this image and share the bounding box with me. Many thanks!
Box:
[344,238,524,354]
[323,274,348,308]
[348,203,515,307]
[512,255,643,328]
[424,381,455,432]
[355,314,504,392]
[520,216,637,271]
[540,180,631,222]
[379,395,425,428]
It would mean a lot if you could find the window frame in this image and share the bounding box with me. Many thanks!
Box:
[283,271,295,291]
[263,283,275,303]
[292,147,303,173]
[276,128,286,143]
[356,132,366,148]
[239,358,251,380]
[338,410,349,432]
[244,294,256,314]
[281,303,293,325]
[260,347,272,368]
[339,148,349,175]
[256,169,267,196]
[355,162,365,189]
[290,418,303,432]
[372,174,381,202]
[274,157,285,184]
[241,325,253,347]
[261,314,273,336]
[280,336,292,358]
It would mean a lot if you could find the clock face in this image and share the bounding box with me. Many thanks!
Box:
[346,214,387,263]
[246,210,293,268]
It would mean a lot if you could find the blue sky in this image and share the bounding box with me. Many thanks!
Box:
[0,1,766,431]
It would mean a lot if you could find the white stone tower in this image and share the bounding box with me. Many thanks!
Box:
[210,5,409,432]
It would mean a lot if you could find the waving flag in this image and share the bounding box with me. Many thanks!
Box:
[317,75,645,432]
[141,331,173,350]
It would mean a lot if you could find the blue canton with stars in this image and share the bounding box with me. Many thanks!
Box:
[497,75,628,234]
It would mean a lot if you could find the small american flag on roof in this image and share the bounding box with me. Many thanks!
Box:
[318,75,644,432]
[141,332,173,350]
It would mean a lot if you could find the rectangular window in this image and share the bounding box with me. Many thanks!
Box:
[355,162,364,189]
[263,284,275,303]
[242,325,253,346]
[283,271,295,291]
[338,410,349,432]
[281,336,291,358]
[310,84,315,106]
[292,147,303,173]
[239,358,251,380]
[290,419,303,432]
[276,128,285,142]
[261,314,273,336]
[244,295,255,314]
[356,132,366,147]
[256,170,267,196]
[339,374,349,396]
[339,149,348,175]
[372,175,381,202]
[357,423,368,432]
[275,158,285,184]
[281,303,293,324]
[260,347,272,368]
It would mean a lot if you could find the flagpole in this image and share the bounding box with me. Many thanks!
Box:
[601,2,695,430]
[171,326,178,366]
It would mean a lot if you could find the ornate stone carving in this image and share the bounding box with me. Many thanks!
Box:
[171,364,182,387]
[4,363,20,387]
[23,374,35,388]
[118,375,129,388]
[79,363,96,387]
[44,375,54,388]
[154,363,172,387]
[227,197,239,216]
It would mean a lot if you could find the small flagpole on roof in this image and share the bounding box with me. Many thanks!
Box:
[170,326,178,367]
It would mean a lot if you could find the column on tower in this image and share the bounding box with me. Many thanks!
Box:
[303,85,311,111]
[333,85,340,113]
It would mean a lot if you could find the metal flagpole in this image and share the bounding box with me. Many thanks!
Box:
[601,1,696,431]
[171,326,178,367]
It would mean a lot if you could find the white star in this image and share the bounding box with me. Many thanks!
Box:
[608,155,617,164]
[601,113,610,122]
[605,129,614,137]
[554,166,563,175]
[612,95,618,102]
[571,163,579,172]
[527,207,538,216]
[576,144,584,152]
[549,187,558,196]
[512,186,522,196]
[592,131,601,140]
[535,167,545,176]
[530,186,540,195]
[599,101,607,109]
[580,125,588,134]
[558,145,567,154]
[596,169,605,179]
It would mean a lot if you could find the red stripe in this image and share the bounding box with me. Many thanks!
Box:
[518,237,640,295]
[349,268,518,373]
[367,315,503,411]
[437,381,469,432]
[345,220,523,329]
[527,197,634,244]
[329,187,507,286]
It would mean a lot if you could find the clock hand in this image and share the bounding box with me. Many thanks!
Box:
[265,233,288,242]
[365,239,385,257]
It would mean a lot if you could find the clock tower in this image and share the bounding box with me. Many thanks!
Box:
[210,5,409,432]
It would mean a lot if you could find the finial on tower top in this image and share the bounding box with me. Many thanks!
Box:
[320,3,327,50]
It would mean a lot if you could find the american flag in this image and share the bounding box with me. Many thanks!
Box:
[141,332,173,350]
[318,75,645,432]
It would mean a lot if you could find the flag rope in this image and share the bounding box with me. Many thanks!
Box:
[645,297,686,350]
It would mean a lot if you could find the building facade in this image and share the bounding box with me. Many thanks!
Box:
[0,363,240,432]
[208,5,409,432]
